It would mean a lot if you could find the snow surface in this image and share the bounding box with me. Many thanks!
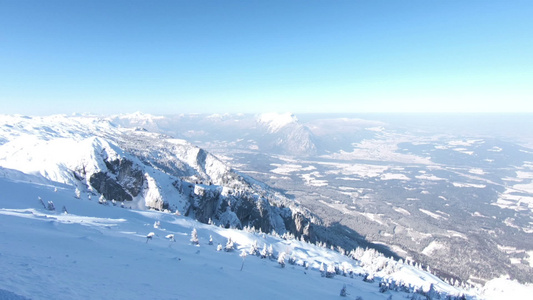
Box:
[480,276,533,300]
[323,138,433,165]
[0,174,475,300]
[419,209,447,220]
[380,173,410,181]
[257,113,297,133]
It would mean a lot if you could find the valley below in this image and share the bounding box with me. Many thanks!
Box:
[160,113,533,285]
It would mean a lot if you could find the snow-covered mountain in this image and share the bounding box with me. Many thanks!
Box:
[114,113,533,286]
[109,112,318,156]
[0,115,316,239]
[2,113,532,299]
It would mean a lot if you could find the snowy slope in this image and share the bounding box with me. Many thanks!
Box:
[0,115,312,237]
[0,174,483,300]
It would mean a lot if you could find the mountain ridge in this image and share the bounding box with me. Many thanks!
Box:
[0,114,345,250]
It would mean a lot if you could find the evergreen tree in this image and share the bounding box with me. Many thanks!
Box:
[146,232,155,243]
[225,237,234,252]
[379,281,389,293]
[267,244,274,258]
[190,228,199,245]
[340,284,347,297]
[165,234,175,242]
[363,273,374,283]
[326,264,336,278]
[260,244,268,259]
[249,240,258,255]
[278,252,286,268]
[47,201,55,211]
[319,262,326,277]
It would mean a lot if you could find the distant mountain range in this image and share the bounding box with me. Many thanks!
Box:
[1,112,532,297]
[106,112,533,285]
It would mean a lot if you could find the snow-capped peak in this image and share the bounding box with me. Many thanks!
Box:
[257,113,298,133]
[115,111,165,121]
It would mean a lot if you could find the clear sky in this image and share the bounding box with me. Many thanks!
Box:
[1,0,532,115]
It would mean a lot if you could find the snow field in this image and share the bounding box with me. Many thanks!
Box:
[0,175,471,300]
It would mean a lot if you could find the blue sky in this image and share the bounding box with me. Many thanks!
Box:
[1,0,532,115]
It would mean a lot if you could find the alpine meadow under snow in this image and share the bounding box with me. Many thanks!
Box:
[1,114,532,299]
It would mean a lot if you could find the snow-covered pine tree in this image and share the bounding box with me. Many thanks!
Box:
[249,240,258,255]
[146,232,155,243]
[190,228,199,245]
[340,284,347,297]
[225,237,234,252]
[47,201,55,211]
[166,234,175,242]
[260,244,267,259]
[267,244,274,259]
[379,281,389,293]
[278,252,286,268]
[75,187,81,199]
[363,273,374,283]
[208,235,213,245]
[424,283,438,300]
[326,264,336,278]
[288,255,296,265]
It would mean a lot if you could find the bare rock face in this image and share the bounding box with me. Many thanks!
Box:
[88,157,145,202]
[89,171,132,202]
[274,124,317,156]
[105,158,144,197]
